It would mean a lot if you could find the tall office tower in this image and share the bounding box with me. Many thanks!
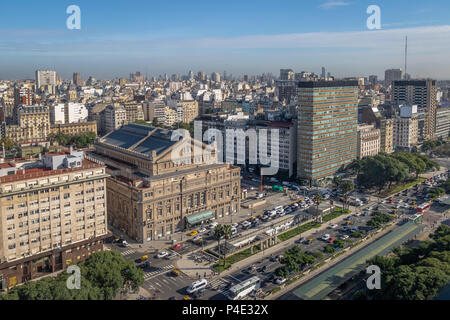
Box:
[211,72,221,82]
[321,67,326,79]
[327,72,331,79]
[280,69,294,80]
[188,70,194,80]
[243,75,249,82]
[297,81,359,183]
[0,150,108,289]
[73,72,82,86]
[35,70,57,89]
[384,69,403,87]
[197,71,205,81]
[392,79,437,140]
[369,75,378,86]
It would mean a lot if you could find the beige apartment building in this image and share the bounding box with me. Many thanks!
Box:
[89,123,241,243]
[0,150,109,289]
[357,124,380,159]
[177,100,199,124]
[164,107,178,127]
[2,106,51,144]
[394,117,419,150]
[103,105,127,134]
[379,118,394,154]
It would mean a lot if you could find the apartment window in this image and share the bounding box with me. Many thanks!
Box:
[64,193,70,199]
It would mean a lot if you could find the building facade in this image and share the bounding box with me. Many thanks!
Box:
[297,81,358,182]
[0,150,109,289]
[435,107,450,140]
[89,123,241,242]
[357,124,380,159]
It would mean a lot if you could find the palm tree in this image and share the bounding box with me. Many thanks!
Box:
[339,180,355,210]
[222,225,233,267]
[213,224,224,256]
[332,176,342,191]
[314,193,323,222]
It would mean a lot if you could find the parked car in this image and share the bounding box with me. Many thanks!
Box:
[329,224,338,229]
[198,228,207,233]
[321,234,331,241]
[340,235,350,240]
[275,278,287,285]
[189,230,198,236]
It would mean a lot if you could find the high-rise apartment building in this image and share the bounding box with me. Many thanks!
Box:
[297,81,358,182]
[392,80,437,140]
[143,101,166,123]
[14,87,32,107]
[385,69,403,87]
[35,70,57,90]
[73,73,82,86]
[211,72,221,82]
[0,150,109,289]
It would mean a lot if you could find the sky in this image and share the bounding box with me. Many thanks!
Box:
[0,0,450,80]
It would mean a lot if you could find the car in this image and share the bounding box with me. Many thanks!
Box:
[340,235,350,240]
[172,244,182,250]
[168,296,177,300]
[296,237,307,244]
[328,237,336,244]
[157,251,169,259]
[321,234,331,241]
[231,223,239,229]
[351,227,359,233]
[329,224,338,229]
[166,252,178,260]
[209,222,218,229]
[171,269,180,277]
[189,230,198,236]
[193,235,202,242]
[198,228,207,233]
[275,278,287,285]
[121,240,129,248]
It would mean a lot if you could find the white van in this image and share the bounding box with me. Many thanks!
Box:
[274,206,284,213]
[187,279,208,294]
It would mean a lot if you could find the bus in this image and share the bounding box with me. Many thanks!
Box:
[410,214,423,224]
[417,202,432,214]
[227,276,261,300]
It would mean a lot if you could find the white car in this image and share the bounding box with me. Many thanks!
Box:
[157,251,169,259]
[275,278,287,285]
[329,224,338,229]
[193,235,202,242]
[231,223,239,229]
[321,234,331,241]
[340,235,350,240]
[198,228,207,233]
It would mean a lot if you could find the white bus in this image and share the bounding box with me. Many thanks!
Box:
[186,279,208,294]
[227,276,261,300]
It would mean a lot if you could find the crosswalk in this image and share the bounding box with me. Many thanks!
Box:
[143,265,174,281]
[208,277,231,296]
[121,249,135,256]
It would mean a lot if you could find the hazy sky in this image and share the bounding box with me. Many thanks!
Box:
[1,0,450,80]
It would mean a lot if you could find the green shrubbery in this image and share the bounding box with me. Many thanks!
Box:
[0,251,144,300]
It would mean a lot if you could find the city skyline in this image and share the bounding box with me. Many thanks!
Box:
[1,0,450,79]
